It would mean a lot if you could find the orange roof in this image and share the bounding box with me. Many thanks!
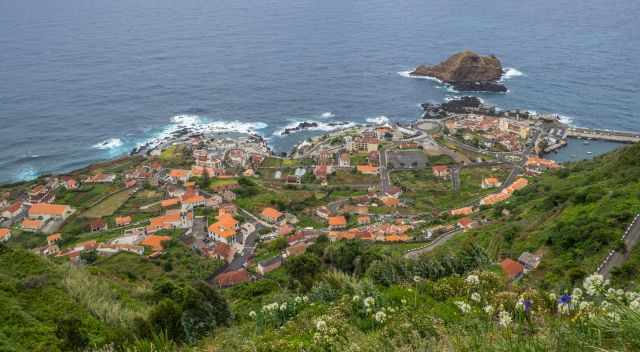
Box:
[385,234,409,242]
[506,178,528,193]
[181,195,205,205]
[458,217,473,228]
[526,157,560,169]
[328,216,347,226]
[47,233,61,242]
[141,235,172,251]
[218,214,239,228]
[261,207,283,220]
[148,212,181,230]
[500,258,524,279]
[483,177,500,186]
[356,164,378,174]
[161,198,180,207]
[432,165,449,173]
[381,196,399,207]
[0,228,10,239]
[215,268,250,287]
[21,219,43,230]
[328,230,357,240]
[208,214,239,238]
[450,207,474,216]
[29,203,70,217]
[115,216,132,226]
[169,169,190,178]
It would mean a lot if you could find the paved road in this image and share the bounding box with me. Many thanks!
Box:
[598,215,640,278]
[225,229,259,272]
[404,229,462,259]
[379,149,391,194]
[451,166,460,192]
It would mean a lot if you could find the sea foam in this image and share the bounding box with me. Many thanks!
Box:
[139,114,268,149]
[397,70,443,83]
[274,120,357,136]
[93,138,124,150]
[502,67,525,80]
[320,112,335,118]
[366,115,389,124]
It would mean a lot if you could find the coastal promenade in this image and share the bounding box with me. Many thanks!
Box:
[566,127,640,143]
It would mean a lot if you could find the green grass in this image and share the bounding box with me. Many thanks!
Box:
[328,170,378,186]
[391,165,511,213]
[82,189,131,218]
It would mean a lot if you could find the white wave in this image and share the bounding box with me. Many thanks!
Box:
[397,70,443,83]
[93,138,123,150]
[274,120,357,136]
[558,114,574,125]
[502,67,524,80]
[320,112,335,118]
[139,114,268,149]
[444,96,485,104]
[15,166,38,182]
[366,115,389,124]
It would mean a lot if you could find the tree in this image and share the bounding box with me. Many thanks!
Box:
[199,170,210,189]
[148,299,184,342]
[55,317,88,351]
[80,250,97,264]
[284,254,322,290]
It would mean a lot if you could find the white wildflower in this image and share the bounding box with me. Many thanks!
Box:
[249,310,257,318]
[498,310,512,328]
[548,292,557,301]
[401,299,407,305]
[374,311,387,323]
[454,301,471,314]
[364,296,375,308]
[625,291,638,302]
[413,275,422,283]
[601,301,611,311]
[352,295,361,302]
[630,299,640,312]
[484,305,495,315]
[515,298,525,311]
[558,303,571,315]
[316,320,327,332]
[572,288,583,300]
[295,296,303,304]
[583,274,607,296]
[607,311,621,322]
[329,327,337,335]
[616,289,625,298]
[606,288,617,300]
[471,292,481,303]
[579,301,592,311]
[303,295,309,303]
[279,303,287,311]
[465,274,480,285]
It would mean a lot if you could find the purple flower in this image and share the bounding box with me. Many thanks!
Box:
[559,294,572,305]
[523,299,533,313]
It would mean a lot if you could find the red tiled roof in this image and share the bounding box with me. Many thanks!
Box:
[215,269,250,287]
[500,258,524,279]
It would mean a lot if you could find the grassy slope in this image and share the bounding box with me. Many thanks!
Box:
[438,143,640,290]
[0,245,111,352]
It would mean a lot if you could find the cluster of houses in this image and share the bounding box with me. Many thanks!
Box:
[445,114,532,152]
[479,177,529,206]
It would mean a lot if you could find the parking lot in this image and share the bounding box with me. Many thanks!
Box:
[386,150,428,169]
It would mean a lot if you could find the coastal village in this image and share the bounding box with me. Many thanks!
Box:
[0,98,577,287]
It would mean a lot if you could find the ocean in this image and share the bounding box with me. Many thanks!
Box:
[0,0,638,183]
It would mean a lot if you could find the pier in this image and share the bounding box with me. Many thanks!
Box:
[566,127,640,143]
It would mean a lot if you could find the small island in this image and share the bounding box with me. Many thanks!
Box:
[411,50,507,92]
